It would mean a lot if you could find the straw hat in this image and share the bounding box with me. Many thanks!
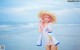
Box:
[39,11,56,23]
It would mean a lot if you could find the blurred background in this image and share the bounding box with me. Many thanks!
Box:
[0,0,80,50]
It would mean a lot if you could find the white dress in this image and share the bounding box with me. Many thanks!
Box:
[42,23,53,45]
[37,23,60,46]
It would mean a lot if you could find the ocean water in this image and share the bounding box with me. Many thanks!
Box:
[0,23,80,50]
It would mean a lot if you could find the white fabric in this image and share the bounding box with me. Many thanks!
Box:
[36,33,42,46]
[37,23,59,46]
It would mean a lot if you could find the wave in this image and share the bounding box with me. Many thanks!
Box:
[0,23,80,30]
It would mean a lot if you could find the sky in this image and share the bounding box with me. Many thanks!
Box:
[0,0,80,24]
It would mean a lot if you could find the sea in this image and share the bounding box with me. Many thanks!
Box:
[0,22,80,50]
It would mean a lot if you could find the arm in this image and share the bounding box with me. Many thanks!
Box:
[38,23,42,33]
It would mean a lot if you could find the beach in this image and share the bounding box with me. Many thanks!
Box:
[0,23,80,50]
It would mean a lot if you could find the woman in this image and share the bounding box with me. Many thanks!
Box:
[37,11,60,50]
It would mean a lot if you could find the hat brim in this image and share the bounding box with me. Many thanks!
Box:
[39,11,56,23]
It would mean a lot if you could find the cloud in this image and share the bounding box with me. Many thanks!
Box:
[50,8,80,16]
[0,3,53,14]
[0,1,68,14]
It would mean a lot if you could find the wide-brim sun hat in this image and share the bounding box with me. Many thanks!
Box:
[39,11,56,23]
